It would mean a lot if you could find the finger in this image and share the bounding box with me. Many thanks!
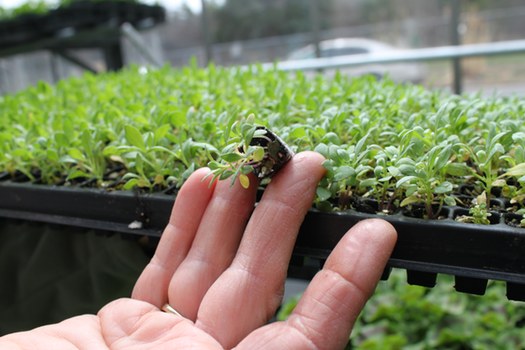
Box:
[196,151,326,348]
[168,173,258,321]
[285,219,397,350]
[132,168,216,306]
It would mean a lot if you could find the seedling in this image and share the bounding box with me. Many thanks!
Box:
[459,128,510,208]
[456,192,492,225]
[396,141,456,219]
[207,119,294,189]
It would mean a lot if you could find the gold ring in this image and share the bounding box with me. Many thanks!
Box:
[161,303,183,317]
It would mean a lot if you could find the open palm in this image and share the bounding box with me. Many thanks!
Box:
[1,152,396,350]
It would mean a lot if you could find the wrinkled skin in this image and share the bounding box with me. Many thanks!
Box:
[0,152,397,350]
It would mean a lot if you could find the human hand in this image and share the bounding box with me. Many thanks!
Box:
[0,151,396,349]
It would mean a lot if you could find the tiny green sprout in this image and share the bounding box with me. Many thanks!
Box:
[456,192,492,225]
[206,122,293,189]
[455,203,491,225]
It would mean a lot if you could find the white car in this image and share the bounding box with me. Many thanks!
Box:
[286,38,425,84]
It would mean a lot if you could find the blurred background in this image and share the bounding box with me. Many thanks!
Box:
[1,0,525,96]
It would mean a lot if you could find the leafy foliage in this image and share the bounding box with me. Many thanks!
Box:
[1,64,525,224]
[278,270,525,349]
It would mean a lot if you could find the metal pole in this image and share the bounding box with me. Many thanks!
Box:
[260,39,525,72]
[104,44,124,71]
[451,0,462,94]
[0,60,8,95]
[309,0,321,59]
[201,0,212,65]
[50,52,61,83]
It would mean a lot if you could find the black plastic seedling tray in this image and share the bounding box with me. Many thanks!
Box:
[295,208,525,300]
[1,181,525,301]
[0,1,166,50]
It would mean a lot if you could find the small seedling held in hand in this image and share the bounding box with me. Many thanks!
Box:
[206,119,294,189]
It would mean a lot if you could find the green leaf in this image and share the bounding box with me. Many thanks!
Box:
[208,161,222,170]
[487,142,505,162]
[476,150,487,163]
[46,149,59,162]
[334,166,355,181]
[387,166,401,177]
[123,178,139,190]
[54,132,68,147]
[492,179,507,187]
[154,124,171,141]
[221,152,244,163]
[192,142,219,154]
[355,134,369,154]
[122,172,140,180]
[396,176,417,188]
[79,128,92,149]
[445,162,471,176]
[444,195,456,206]
[137,177,152,188]
[434,144,452,170]
[241,124,257,145]
[289,126,307,139]
[359,178,378,187]
[67,170,90,180]
[504,163,525,177]
[434,181,453,194]
[11,148,32,158]
[405,184,418,197]
[240,165,254,175]
[68,148,85,161]
[102,145,119,157]
[60,155,77,164]
[316,186,332,201]
[135,154,145,176]
[400,195,421,207]
[378,175,392,182]
[314,143,329,158]
[125,125,146,149]
[219,169,234,180]
[252,147,265,162]
[321,132,340,145]
[170,111,187,127]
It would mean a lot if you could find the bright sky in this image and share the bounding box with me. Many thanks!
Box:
[0,0,202,12]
